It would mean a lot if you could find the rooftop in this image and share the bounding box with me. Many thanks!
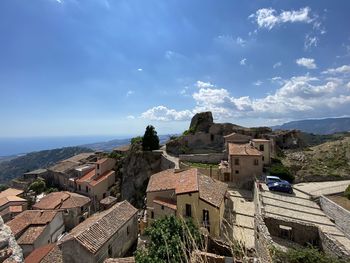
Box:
[100,196,118,205]
[228,143,262,156]
[147,169,228,208]
[153,197,177,210]
[7,210,58,237]
[76,169,115,186]
[33,191,90,210]
[25,244,63,263]
[0,195,26,207]
[17,225,46,245]
[59,200,137,254]
[0,188,23,198]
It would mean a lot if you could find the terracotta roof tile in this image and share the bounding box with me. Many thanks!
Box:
[0,196,26,207]
[228,143,262,156]
[146,169,178,192]
[59,201,137,254]
[25,244,55,263]
[33,191,90,210]
[76,169,95,183]
[153,197,177,210]
[7,210,58,237]
[17,226,46,245]
[176,169,198,194]
[0,188,23,198]
[89,170,115,186]
[198,174,228,208]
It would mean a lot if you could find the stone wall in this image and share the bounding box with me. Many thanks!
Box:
[179,153,226,164]
[179,162,220,180]
[160,154,175,170]
[319,230,350,260]
[319,195,350,239]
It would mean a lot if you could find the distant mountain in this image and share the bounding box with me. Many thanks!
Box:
[272,117,350,135]
[80,134,173,152]
[0,146,92,184]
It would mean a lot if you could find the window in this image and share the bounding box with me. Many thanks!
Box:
[161,205,164,210]
[279,225,292,240]
[210,134,214,141]
[97,164,100,170]
[127,226,130,236]
[234,158,240,165]
[151,211,154,219]
[235,170,239,174]
[259,145,264,151]
[103,193,106,199]
[254,159,259,166]
[262,156,265,161]
[189,193,192,196]
[224,173,230,181]
[85,186,88,193]
[185,204,192,217]
[202,210,210,225]
[78,185,81,191]
[108,245,112,257]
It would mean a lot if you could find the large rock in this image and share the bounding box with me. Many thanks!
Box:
[0,216,23,263]
[190,112,214,133]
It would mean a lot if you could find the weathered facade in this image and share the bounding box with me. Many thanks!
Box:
[58,201,138,263]
[146,168,228,238]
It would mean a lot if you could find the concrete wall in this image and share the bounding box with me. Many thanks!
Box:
[319,230,350,260]
[179,153,226,164]
[319,195,350,239]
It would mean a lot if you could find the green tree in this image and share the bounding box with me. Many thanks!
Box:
[142,125,160,151]
[135,216,202,263]
[0,184,9,192]
[28,179,46,195]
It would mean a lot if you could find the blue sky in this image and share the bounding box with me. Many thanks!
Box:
[0,0,350,137]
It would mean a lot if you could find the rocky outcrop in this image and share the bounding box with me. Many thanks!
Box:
[0,217,23,263]
[189,112,214,133]
[121,143,162,208]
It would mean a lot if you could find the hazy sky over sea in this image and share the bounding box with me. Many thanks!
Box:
[0,0,349,137]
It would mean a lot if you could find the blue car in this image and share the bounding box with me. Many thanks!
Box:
[266,176,293,194]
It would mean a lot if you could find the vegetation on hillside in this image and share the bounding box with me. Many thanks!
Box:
[272,246,347,263]
[269,158,295,183]
[282,137,350,182]
[135,216,202,263]
[0,146,93,184]
[345,185,350,200]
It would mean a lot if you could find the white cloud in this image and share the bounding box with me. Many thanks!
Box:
[249,7,312,30]
[236,37,246,47]
[55,0,62,3]
[141,106,193,121]
[273,62,282,69]
[126,115,135,120]
[141,73,350,122]
[137,68,143,72]
[240,58,247,66]
[195,81,214,88]
[322,65,350,75]
[304,34,318,50]
[296,57,317,69]
[126,90,135,97]
[253,80,263,86]
[270,76,284,85]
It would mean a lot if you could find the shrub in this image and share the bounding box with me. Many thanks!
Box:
[0,184,9,192]
[270,163,295,183]
[345,184,350,200]
[135,216,202,263]
[131,136,143,145]
[28,179,46,195]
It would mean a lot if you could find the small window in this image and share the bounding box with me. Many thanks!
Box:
[210,134,214,141]
[97,164,100,170]
[108,244,112,257]
[127,226,130,235]
[279,225,292,240]
[262,156,265,161]
[161,205,164,210]
[103,193,106,199]
[235,170,239,174]
[85,186,88,193]
[185,204,192,217]
[151,211,154,219]
[234,158,240,165]
[78,185,81,191]
[259,145,264,151]
[254,159,259,166]
[189,193,192,196]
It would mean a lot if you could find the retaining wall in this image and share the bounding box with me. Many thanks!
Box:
[179,153,226,164]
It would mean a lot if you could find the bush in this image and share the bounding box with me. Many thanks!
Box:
[345,185,350,200]
[45,187,58,194]
[270,163,295,183]
[131,136,143,145]
[272,246,347,263]
[0,184,9,192]
[28,179,46,195]
[135,216,202,263]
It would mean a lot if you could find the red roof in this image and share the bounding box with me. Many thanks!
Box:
[25,244,55,263]
[153,197,177,210]
[228,143,262,156]
[89,170,114,186]
[76,169,95,184]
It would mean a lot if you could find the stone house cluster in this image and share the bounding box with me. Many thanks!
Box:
[146,168,229,238]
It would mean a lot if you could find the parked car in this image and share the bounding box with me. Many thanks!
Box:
[266,175,293,194]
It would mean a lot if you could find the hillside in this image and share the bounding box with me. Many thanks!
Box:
[0,146,93,184]
[272,117,350,135]
[282,136,350,182]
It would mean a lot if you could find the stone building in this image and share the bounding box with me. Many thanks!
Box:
[11,169,48,190]
[0,188,27,223]
[7,210,64,257]
[58,200,138,263]
[146,168,228,238]
[32,191,91,230]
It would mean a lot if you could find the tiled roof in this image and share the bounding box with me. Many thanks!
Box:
[59,201,138,254]
[104,257,135,263]
[96,158,109,164]
[49,161,79,173]
[228,143,262,156]
[25,244,63,263]
[100,196,117,205]
[0,196,26,207]
[17,226,46,245]
[148,169,227,208]
[198,174,228,208]
[64,153,95,163]
[76,169,95,183]
[89,170,115,186]
[33,191,90,210]
[7,210,58,237]
[153,197,177,210]
[0,188,23,198]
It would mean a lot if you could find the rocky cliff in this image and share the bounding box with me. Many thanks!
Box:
[0,216,23,263]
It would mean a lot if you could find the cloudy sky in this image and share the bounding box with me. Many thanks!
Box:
[0,0,350,137]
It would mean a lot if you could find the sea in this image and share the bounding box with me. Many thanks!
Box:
[0,135,129,157]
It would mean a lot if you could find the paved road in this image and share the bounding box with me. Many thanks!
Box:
[293,180,350,198]
[160,145,180,169]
